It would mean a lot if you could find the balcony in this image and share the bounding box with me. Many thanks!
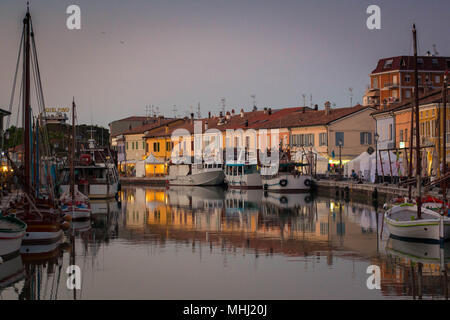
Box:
[383,82,399,89]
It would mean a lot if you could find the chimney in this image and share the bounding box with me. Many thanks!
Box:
[324,101,331,115]
[205,121,208,130]
[231,109,235,116]
[314,104,318,111]
[253,106,257,112]
[240,108,244,117]
[263,107,268,114]
[165,125,169,134]
[158,117,162,126]
[208,111,211,119]
[190,113,194,123]
[268,108,272,115]
[245,119,249,127]
[302,107,306,113]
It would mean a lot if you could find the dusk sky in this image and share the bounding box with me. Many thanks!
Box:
[0,0,449,128]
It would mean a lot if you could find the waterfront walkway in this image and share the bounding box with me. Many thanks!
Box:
[316,179,444,201]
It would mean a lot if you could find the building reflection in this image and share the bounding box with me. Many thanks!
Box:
[119,186,450,299]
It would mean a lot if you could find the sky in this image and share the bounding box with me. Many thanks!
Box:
[0,0,449,128]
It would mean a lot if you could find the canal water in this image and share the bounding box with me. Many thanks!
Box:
[1,186,449,300]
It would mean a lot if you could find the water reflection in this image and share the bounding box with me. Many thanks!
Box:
[0,187,448,300]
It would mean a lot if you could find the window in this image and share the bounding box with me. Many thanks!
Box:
[166,141,172,151]
[132,142,134,150]
[405,90,411,98]
[291,134,314,146]
[153,142,160,152]
[335,132,344,146]
[405,129,408,142]
[319,133,327,146]
[126,142,129,150]
[360,132,372,145]
[384,59,393,69]
[417,58,424,66]
[435,75,441,84]
[146,143,149,153]
[389,124,393,140]
[432,58,438,66]
[142,141,145,150]
[404,74,411,83]
[400,130,404,142]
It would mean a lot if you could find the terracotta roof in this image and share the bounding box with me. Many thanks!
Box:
[142,105,375,138]
[121,118,177,135]
[371,87,450,116]
[371,56,450,74]
[251,105,373,130]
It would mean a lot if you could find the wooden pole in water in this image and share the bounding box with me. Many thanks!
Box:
[413,24,422,219]
[443,73,448,208]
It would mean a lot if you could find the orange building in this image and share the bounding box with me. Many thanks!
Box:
[364,56,450,108]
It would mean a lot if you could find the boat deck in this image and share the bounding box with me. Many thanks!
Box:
[390,208,438,221]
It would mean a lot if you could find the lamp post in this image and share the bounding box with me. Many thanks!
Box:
[375,132,379,183]
[338,140,343,178]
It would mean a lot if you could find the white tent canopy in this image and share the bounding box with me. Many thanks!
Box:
[144,154,165,164]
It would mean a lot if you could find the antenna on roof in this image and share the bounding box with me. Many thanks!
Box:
[310,94,312,108]
[432,44,439,56]
[251,94,256,109]
[197,103,201,119]
[220,97,226,114]
[302,94,306,107]
[172,105,177,118]
[349,88,353,106]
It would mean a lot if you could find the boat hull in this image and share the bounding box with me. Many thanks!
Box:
[225,172,262,189]
[62,206,91,220]
[262,174,312,193]
[385,205,450,243]
[169,170,225,186]
[0,216,27,258]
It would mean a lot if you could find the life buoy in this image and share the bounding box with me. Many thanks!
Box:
[304,179,312,187]
[280,196,288,204]
[279,179,288,187]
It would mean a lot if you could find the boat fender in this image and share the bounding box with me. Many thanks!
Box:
[263,184,268,190]
[280,196,288,204]
[279,179,288,187]
[63,214,73,222]
[304,179,311,187]
[61,221,71,231]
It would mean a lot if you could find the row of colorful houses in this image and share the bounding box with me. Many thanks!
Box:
[111,102,378,176]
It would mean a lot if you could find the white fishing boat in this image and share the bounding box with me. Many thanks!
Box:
[0,215,27,258]
[261,162,312,193]
[168,163,225,186]
[59,139,119,199]
[225,163,262,189]
[384,203,450,243]
[59,100,92,220]
[60,186,91,220]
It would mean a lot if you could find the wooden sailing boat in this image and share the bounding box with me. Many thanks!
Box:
[4,5,68,246]
[60,99,91,220]
[385,25,450,243]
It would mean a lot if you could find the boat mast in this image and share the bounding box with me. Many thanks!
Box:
[23,4,31,213]
[70,98,76,202]
[413,24,422,219]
